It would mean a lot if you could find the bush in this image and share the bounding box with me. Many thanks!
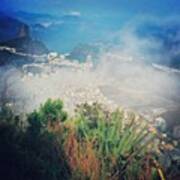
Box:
[27,99,67,131]
[0,99,70,180]
[39,99,67,123]
[0,100,168,180]
[64,103,164,180]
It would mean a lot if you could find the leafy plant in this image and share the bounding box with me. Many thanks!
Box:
[64,103,163,179]
[0,100,168,180]
[27,99,67,131]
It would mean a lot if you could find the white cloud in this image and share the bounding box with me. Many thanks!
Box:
[66,11,81,17]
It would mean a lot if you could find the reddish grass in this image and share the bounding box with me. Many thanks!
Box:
[64,130,101,180]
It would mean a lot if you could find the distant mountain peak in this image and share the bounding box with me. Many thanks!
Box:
[0,12,30,42]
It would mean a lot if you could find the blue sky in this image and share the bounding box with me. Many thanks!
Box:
[1,0,180,52]
[1,0,180,17]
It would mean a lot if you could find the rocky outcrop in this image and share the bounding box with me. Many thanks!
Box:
[0,37,48,55]
[0,12,49,66]
[0,38,48,66]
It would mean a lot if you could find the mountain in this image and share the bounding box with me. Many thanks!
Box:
[67,43,102,62]
[0,12,29,42]
[8,10,56,24]
[137,23,180,69]
[13,11,54,19]
[0,12,48,66]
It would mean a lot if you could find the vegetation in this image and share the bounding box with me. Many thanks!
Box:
[0,100,70,180]
[63,103,164,180]
[0,99,176,180]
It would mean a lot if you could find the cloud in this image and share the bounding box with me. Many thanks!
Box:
[39,20,64,28]
[66,11,81,17]
[1,14,180,118]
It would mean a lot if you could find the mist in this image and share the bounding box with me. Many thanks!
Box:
[0,16,180,121]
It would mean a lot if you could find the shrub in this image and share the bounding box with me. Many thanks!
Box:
[0,120,71,180]
[39,99,67,123]
[0,99,70,180]
[0,100,168,180]
[64,103,164,179]
[27,99,67,132]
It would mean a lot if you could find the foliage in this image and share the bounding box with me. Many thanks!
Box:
[0,104,20,125]
[39,99,67,123]
[64,103,163,179]
[0,99,171,180]
[27,98,67,131]
[0,100,70,180]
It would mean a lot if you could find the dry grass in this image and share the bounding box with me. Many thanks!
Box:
[64,129,100,180]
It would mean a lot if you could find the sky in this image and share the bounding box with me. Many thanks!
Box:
[1,0,180,16]
[1,0,180,52]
